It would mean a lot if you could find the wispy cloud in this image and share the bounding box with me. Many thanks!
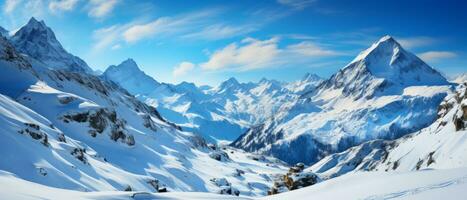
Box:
[200,37,339,71]
[49,0,79,13]
[122,9,219,43]
[286,41,339,56]
[277,0,315,10]
[3,0,21,14]
[418,51,457,62]
[173,62,195,77]
[181,23,257,41]
[87,0,119,19]
[398,36,437,49]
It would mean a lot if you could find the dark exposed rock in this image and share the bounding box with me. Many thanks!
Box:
[71,148,87,164]
[124,186,132,191]
[209,151,230,162]
[18,123,49,146]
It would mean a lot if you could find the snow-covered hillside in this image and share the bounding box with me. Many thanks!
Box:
[0,20,289,197]
[103,60,323,142]
[308,82,467,179]
[232,36,452,165]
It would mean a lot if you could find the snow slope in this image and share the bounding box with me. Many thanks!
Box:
[232,36,451,165]
[2,166,467,200]
[103,60,323,142]
[308,82,467,179]
[0,26,288,197]
[264,167,467,200]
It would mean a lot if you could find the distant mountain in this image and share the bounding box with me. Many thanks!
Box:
[286,73,324,94]
[0,23,288,196]
[10,17,93,73]
[232,36,451,165]
[102,58,161,95]
[103,59,322,142]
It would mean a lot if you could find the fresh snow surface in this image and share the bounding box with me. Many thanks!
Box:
[2,167,467,200]
[0,29,289,197]
[309,82,467,179]
[103,60,323,142]
[264,168,467,200]
[232,35,451,165]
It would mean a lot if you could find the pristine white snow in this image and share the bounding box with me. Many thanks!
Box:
[103,60,323,142]
[232,35,451,165]
[264,167,467,200]
[308,82,467,179]
[0,24,289,197]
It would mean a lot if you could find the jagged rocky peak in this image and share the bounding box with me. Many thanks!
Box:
[11,17,93,73]
[103,58,160,95]
[318,35,448,99]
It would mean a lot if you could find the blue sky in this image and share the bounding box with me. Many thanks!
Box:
[1,0,466,86]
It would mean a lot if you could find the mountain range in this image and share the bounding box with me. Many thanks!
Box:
[0,17,466,199]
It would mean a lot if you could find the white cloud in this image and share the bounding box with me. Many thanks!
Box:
[200,37,280,71]
[200,37,338,71]
[286,41,338,56]
[418,51,457,62]
[92,25,126,52]
[182,23,257,40]
[122,10,217,43]
[173,62,195,77]
[3,0,21,14]
[277,0,315,10]
[49,0,79,13]
[398,36,437,49]
[111,44,121,50]
[88,0,119,19]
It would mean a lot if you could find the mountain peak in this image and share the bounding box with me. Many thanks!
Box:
[351,35,402,64]
[11,18,92,73]
[26,17,46,28]
[319,35,448,99]
[302,73,322,82]
[118,58,139,70]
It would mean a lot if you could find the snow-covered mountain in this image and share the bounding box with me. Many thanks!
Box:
[103,60,323,142]
[102,58,161,95]
[232,36,451,165]
[0,20,289,197]
[10,17,93,73]
[308,82,467,179]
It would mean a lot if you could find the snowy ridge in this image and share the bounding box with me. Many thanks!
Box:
[11,18,92,73]
[232,35,451,165]
[0,24,289,197]
[103,60,323,142]
[309,82,467,179]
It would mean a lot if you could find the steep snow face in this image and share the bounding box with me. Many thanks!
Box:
[232,36,451,165]
[10,17,92,73]
[102,59,160,95]
[316,35,448,99]
[309,82,467,179]
[103,59,321,142]
[0,35,289,196]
